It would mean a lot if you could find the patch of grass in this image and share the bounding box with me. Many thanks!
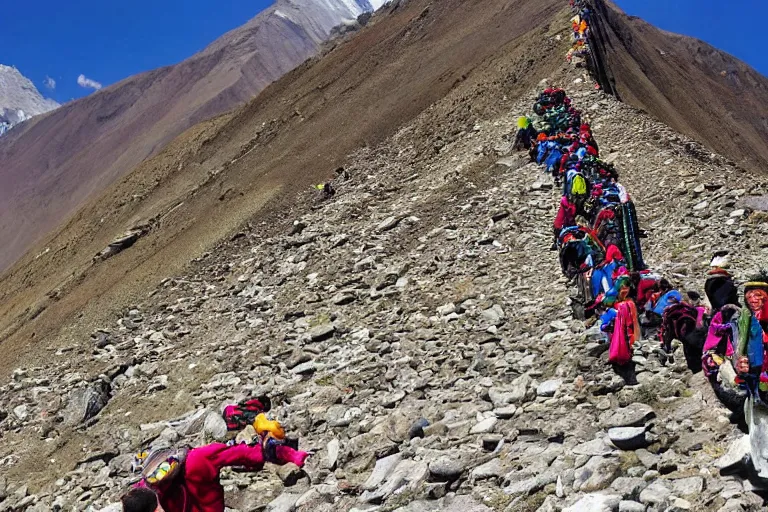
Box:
[380,488,421,512]
[518,491,548,512]
[308,312,331,327]
[619,451,641,472]
[484,489,513,511]
[635,384,660,404]
[314,374,335,387]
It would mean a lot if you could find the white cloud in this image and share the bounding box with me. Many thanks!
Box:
[43,76,56,90]
[77,74,102,91]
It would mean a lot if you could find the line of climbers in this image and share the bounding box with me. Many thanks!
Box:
[118,397,311,512]
[514,0,768,475]
[519,84,768,478]
[567,0,592,67]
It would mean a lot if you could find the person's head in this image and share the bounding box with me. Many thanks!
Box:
[659,278,672,293]
[686,291,702,305]
[121,488,160,512]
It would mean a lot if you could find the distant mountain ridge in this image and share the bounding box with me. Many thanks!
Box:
[0,65,59,136]
[0,0,386,272]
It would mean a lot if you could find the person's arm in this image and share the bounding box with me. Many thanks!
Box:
[199,442,309,472]
[195,443,265,472]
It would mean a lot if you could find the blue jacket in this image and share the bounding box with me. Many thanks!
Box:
[653,290,682,316]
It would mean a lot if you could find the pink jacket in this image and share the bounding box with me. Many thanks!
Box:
[140,443,307,512]
[704,310,735,355]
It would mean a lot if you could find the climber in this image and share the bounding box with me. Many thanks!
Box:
[513,116,538,150]
[122,439,309,512]
[314,182,336,200]
[659,293,708,371]
[702,302,746,420]
[590,244,624,298]
[705,265,740,311]
[640,278,675,330]
[604,275,640,385]
[735,273,768,381]
[552,195,577,250]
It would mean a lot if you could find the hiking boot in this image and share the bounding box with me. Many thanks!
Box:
[549,242,558,251]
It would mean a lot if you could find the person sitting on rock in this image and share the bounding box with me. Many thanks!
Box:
[122,438,309,512]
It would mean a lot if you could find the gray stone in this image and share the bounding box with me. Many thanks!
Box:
[326,439,340,469]
[715,435,750,471]
[437,303,457,316]
[610,477,647,499]
[290,361,317,375]
[308,323,335,342]
[536,379,562,397]
[12,405,28,421]
[618,501,645,512]
[481,305,506,326]
[276,463,304,486]
[363,453,402,490]
[472,458,505,480]
[639,480,672,505]
[573,456,621,492]
[671,476,704,496]
[503,472,557,495]
[266,493,302,512]
[563,493,622,512]
[62,383,110,426]
[667,498,693,511]
[377,216,402,232]
[608,427,650,451]
[203,411,228,441]
[470,416,497,434]
[573,438,615,457]
[601,403,655,428]
[428,456,466,480]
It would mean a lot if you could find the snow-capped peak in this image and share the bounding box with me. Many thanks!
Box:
[0,64,59,136]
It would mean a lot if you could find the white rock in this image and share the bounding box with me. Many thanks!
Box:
[470,416,497,434]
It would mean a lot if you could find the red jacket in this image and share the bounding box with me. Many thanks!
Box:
[554,197,577,231]
[140,443,305,512]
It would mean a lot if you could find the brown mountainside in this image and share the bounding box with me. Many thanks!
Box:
[0,0,379,272]
[590,0,768,170]
[1,0,768,386]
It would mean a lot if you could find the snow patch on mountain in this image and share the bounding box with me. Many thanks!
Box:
[0,64,59,136]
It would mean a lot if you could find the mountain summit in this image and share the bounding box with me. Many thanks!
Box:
[0,65,59,136]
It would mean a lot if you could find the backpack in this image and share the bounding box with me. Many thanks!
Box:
[223,396,271,431]
[137,447,189,486]
[660,303,708,372]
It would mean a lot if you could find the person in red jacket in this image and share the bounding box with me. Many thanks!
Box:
[552,196,577,250]
[121,442,309,512]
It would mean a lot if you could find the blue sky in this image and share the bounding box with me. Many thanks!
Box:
[614,0,768,77]
[1,0,272,103]
[2,0,767,105]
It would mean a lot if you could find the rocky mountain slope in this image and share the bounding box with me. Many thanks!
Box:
[0,64,58,136]
[0,0,767,509]
[1,61,767,511]
[0,0,384,272]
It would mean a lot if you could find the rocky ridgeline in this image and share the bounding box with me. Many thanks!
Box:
[1,65,767,511]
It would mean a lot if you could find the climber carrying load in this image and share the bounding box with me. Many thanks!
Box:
[120,413,309,512]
